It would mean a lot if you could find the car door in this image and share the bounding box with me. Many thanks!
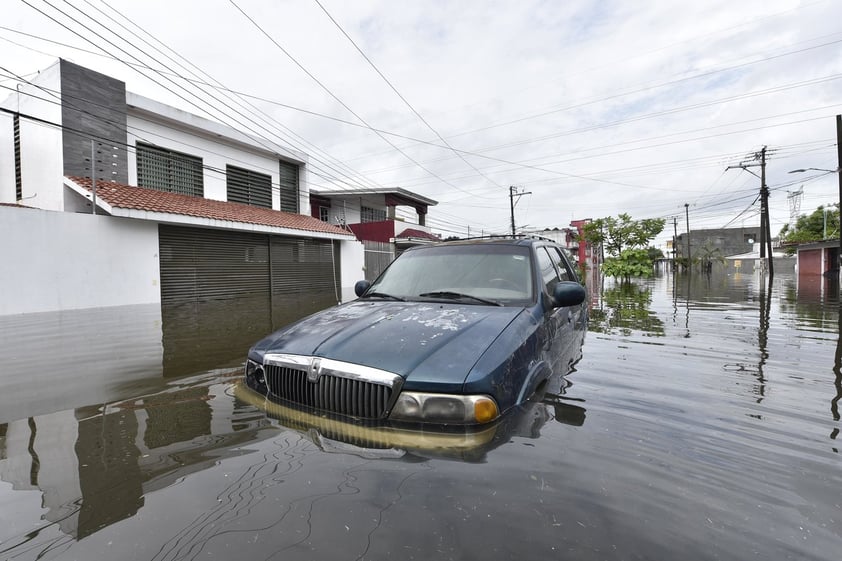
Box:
[536,246,582,374]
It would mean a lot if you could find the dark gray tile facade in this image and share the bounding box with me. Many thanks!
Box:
[60,59,128,183]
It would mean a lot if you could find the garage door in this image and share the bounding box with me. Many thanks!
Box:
[159,225,340,305]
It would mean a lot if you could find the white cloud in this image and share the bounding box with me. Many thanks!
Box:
[2,0,841,244]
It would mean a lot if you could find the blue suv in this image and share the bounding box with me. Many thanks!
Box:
[244,237,587,426]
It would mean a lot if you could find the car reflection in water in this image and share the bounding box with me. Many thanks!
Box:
[236,328,586,463]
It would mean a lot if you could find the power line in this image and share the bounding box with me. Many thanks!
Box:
[312,0,503,191]
[227,0,496,201]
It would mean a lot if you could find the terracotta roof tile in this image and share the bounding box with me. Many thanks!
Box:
[68,177,353,237]
[395,227,440,241]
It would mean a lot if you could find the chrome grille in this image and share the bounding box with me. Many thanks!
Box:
[265,364,393,419]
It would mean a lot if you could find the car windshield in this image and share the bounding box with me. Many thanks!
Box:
[366,244,534,305]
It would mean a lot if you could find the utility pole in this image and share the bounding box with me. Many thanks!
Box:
[726,146,773,278]
[509,185,531,237]
[837,114,842,284]
[684,203,691,272]
[673,216,678,272]
[760,147,774,277]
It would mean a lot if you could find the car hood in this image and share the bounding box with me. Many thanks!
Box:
[252,300,525,388]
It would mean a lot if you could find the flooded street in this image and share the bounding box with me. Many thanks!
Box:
[1,271,841,561]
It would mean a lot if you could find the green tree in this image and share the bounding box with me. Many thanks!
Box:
[780,204,840,245]
[582,213,666,257]
[696,243,726,274]
[581,214,666,279]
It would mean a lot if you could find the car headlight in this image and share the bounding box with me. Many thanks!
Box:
[389,392,499,424]
[244,359,266,386]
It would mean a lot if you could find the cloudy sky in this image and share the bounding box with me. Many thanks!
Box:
[2,0,842,246]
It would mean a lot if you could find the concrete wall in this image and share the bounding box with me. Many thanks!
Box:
[0,205,161,315]
[0,62,65,210]
[339,239,366,302]
[59,60,128,184]
[676,227,760,259]
[0,112,14,202]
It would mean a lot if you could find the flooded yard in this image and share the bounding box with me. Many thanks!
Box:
[1,271,840,560]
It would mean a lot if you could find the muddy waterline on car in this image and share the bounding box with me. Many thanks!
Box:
[0,271,840,560]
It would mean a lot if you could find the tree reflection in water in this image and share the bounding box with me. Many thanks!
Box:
[588,280,665,337]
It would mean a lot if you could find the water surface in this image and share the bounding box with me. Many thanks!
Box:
[1,271,840,560]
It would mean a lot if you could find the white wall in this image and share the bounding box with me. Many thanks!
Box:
[0,112,14,203]
[4,62,65,211]
[0,206,161,315]
[340,239,366,302]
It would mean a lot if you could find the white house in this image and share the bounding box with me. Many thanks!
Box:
[0,59,364,315]
[310,187,439,280]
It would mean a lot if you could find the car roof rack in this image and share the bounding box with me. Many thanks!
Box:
[441,233,560,243]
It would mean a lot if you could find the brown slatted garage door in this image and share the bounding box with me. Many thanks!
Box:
[159,225,340,306]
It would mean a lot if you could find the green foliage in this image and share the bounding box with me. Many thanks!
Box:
[696,243,726,273]
[602,248,655,279]
[647,246,665,260]
[780,204,840,244]
[581,213,666,257]
[588,281,665,337]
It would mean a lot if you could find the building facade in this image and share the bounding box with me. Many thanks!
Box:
[674,226,760,260]
[0,59,364,314]
[310,187,439,281]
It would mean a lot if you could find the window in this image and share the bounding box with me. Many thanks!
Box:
[226,165,272,208]
[536,247,561,295]
[13,113,21,201]
[548,247,575,282]
[278,160,299,213]
[136,142,203,197]
[361,206,387,223]
[319,206,330,222]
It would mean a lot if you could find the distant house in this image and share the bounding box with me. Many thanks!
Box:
[793,240,839,277]
[675,227,760,260]
[0,59,362,315]
[310,187,439,281]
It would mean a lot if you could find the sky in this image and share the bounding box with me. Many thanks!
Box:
[2,0,842,248]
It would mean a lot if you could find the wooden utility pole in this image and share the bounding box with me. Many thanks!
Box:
[508,185,531,237]
[760,146,773,278]
[509,185,516,237]
[837,114,842,283]
[673,216,678,272]
[685,203,691,272]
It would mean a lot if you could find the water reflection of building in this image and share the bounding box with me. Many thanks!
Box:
[0,381,271,542]
[0,304,164,424]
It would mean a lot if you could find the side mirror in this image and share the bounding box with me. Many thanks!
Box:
[354,280,371,297]
[552,281,586,308]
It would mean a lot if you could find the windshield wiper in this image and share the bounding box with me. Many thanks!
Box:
[362,291,406,301]
[418,291,502,306]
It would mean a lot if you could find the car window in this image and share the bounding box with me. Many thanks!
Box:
[368,244,534,305]
[548,247,574,282]
[536,247,561,294]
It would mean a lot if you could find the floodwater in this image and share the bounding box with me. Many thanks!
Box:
[1,271,840,560]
